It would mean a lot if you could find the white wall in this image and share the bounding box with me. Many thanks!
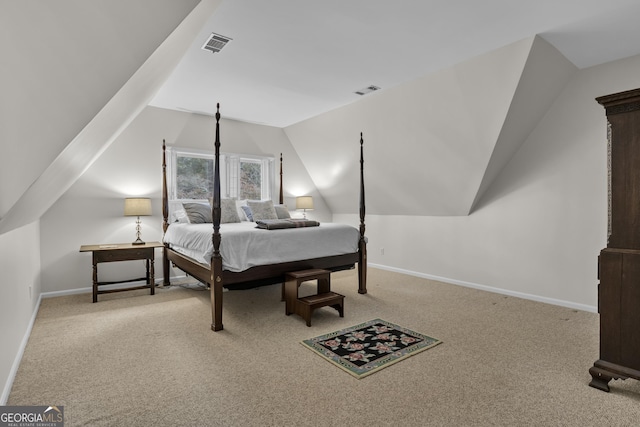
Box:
[285,37,565,217]
[39,106,329,293]
[337,53,640,310]
[0,221,41,404]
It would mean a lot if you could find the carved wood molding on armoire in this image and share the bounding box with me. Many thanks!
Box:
[589,88,640,392]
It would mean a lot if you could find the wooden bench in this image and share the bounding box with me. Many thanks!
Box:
[284,269,344,326]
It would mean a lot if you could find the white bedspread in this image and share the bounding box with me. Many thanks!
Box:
[163,222,360,272]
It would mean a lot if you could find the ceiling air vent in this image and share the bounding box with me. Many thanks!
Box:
[355,85,380,96]
[201,33,232,54]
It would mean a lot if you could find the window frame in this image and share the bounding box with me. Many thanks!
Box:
[166,146,275,203]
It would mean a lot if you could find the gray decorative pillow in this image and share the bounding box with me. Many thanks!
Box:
[274,204,291,219]
[221,199,240,223]
[182,202,212,224]
[241,205,253,221]
[247,200,277,221]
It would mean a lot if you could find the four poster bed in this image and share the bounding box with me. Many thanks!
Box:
[161,104,367,331]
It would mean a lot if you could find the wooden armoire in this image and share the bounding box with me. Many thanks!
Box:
[589,88,640,392]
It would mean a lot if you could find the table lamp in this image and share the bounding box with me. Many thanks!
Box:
[124,198,152,245]
[296,196,314,219]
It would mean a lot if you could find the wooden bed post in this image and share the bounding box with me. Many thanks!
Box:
[162,139,171,286]
[211,104,224,331]
[279,153,284,204]
[358,133,367,294]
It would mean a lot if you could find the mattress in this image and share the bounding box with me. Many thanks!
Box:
[163,221,360,272]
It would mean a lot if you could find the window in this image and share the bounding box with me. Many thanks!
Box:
[240,160,262,200]
[167,147,274,202]
[176,152,214,200]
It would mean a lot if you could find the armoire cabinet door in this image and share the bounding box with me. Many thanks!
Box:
[599,249,640,371]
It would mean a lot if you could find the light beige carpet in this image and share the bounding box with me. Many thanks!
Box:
[8,268,640,426]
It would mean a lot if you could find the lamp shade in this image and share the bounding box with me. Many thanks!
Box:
[296,196,314,210]
[124,198,152,216]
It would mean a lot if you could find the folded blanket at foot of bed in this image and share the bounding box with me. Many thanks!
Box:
[255,219,320,229]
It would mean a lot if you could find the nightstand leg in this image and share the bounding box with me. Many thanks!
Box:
[149,256,155,295]
[92,258,98,303]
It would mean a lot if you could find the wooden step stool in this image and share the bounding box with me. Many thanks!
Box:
[284,269,344,326]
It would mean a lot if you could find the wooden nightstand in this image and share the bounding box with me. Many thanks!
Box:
[79,242,163,302]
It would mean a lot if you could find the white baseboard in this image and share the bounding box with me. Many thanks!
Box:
[369,262,598,313]
[1,293,43,405]
[39,275,192,299]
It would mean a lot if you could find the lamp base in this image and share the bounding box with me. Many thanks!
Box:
[132,216,145,245]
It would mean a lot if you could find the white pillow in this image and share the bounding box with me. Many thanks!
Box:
[247,200,277,221]
[236,199,249,221]
[169,201,189,223]
[220,199,240,223]
[274,204,291,219]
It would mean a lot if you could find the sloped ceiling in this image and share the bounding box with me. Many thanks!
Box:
[0,0,222,235]
[285,37,576,216]
[469,36,577,212]
[150,0,640,127]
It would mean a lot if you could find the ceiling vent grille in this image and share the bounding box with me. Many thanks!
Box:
[201,33,232,54]
[355,85,380,96]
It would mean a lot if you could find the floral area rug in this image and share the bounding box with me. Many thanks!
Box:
[301,319,441,379]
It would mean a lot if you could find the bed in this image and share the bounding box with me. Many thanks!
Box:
[161,104,367,331]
